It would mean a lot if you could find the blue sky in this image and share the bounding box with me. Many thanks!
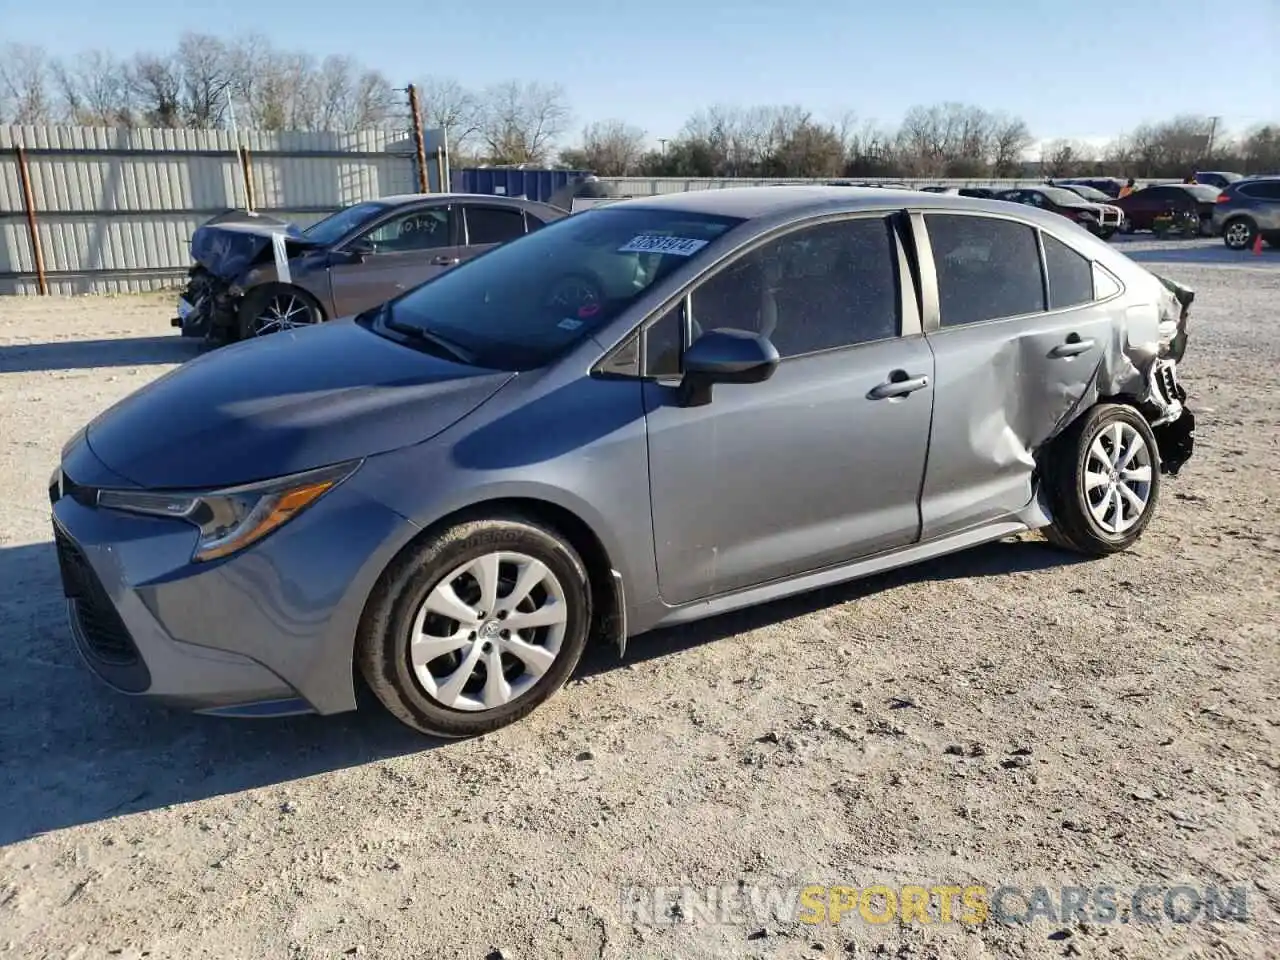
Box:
[3,0,1277,148]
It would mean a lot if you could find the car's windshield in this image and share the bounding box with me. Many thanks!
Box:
[1064,184,1109,201]
[1042,187,1092,205]
[370,205,744,370]
[302,201,389,246]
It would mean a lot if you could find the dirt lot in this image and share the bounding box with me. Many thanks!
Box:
[1,243,1278,960]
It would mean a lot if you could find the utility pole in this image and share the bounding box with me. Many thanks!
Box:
[406,84,430,193]
[1206,115,1220,160]
[658,138,668,155]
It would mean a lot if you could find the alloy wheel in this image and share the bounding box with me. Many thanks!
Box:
[250,294,314,336]
[1223,221,1253,249]
[1083,420,1154,535]
[409,551,569,712]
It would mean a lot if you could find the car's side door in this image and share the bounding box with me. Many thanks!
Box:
[327,204,463,317]
[641,213,935,606]
[457,203,530,264]
[913,211,1116,540]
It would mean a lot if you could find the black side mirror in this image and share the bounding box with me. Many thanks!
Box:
[341,237,375,262]
[678,328,779,407]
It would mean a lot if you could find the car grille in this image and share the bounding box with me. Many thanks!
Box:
[52,523,140,666]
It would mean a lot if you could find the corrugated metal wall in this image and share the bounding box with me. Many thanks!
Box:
[0,125,443,295]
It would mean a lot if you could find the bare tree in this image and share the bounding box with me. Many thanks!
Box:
[563,120,647,175]
[475,80,570,163]
[0,42,52,123]
[412,76,481,156]
[127,53,183,128]
[1240,123,1280,174]
[175,33,233,128]
[1040,138,1098,177]
[50,49,132,125]
[990,114,1034,176]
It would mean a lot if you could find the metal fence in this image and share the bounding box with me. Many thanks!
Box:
[0,125,445,295]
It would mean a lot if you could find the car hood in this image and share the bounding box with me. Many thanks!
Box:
[189,217,320,281]
[82,320,516,489]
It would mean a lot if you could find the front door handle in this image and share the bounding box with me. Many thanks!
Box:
[868,370,930,400]
[431,255,460,266]
[1049,336,1095,358]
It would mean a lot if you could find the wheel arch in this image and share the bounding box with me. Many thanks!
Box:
[358,495,624,657]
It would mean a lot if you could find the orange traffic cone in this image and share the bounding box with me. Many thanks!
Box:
[1253,231,1264,255]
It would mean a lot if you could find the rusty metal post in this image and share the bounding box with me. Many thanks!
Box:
[406,83,429,193]
[14,144,48,295]
[240,146,256,211]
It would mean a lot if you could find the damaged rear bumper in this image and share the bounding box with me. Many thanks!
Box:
[1144,273,1196,475]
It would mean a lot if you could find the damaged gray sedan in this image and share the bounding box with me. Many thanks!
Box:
[172,193,566,344]
[54,187,1195,738]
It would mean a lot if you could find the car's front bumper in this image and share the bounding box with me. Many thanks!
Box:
[48,453,418,717]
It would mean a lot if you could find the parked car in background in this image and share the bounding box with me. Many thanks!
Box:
[174,194,567,345]
[996,186,1124,238]
[1056,182,1115,204]
[1110,183,1221,235]
[1210,175,1280,249]
[1056,177,1126,198]
[53,187,1195,738]
[1193,171,1245,190]
[919,186,1003,199]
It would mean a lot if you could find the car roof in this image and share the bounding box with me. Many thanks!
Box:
[375,192,551,207]
[607,185,992,219]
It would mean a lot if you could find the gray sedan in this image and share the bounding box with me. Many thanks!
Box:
[52,187,1196,737]
[173,193,567,344]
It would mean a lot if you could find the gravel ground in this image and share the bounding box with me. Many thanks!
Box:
[1,244,1278,960]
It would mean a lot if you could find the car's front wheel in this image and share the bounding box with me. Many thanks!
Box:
[357,514,592,737]
[1044,403,1161,556]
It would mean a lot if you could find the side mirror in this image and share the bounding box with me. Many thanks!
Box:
[341,237,375,262]
[677,328,779,407]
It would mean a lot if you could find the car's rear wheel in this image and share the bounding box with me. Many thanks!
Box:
[1221,217,1257,250]
[237,284,324,339]
[1044,403,1161,556]
[356,514,592,738]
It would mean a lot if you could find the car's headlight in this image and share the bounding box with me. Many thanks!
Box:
[96,460,361,562]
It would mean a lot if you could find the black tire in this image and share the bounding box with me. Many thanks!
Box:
[236,283,324,340]
[1044,403,1162,557]
[356,513,592,738]
[1221,217,1257,251]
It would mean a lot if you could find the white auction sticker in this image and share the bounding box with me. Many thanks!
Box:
[618,235,710,256]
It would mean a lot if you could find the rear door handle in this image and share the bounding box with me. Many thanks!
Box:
[868,371,930,400]
[1049,337,1096,358]
[431,255,460,266]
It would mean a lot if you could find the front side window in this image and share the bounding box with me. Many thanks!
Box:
[925,214,1046,326]
[683,217,901,359]
[362,207,451,253]
[369,206,742,370]
[465,205,527,245]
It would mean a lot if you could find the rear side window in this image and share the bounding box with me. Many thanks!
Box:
[465,205,527,245]
[925,214,1046,326]
[1042,233,1094,309]
[1239,181,1280,200]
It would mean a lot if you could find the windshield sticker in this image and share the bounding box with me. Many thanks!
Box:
[618,235,710,256]
[557,318,584,330]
